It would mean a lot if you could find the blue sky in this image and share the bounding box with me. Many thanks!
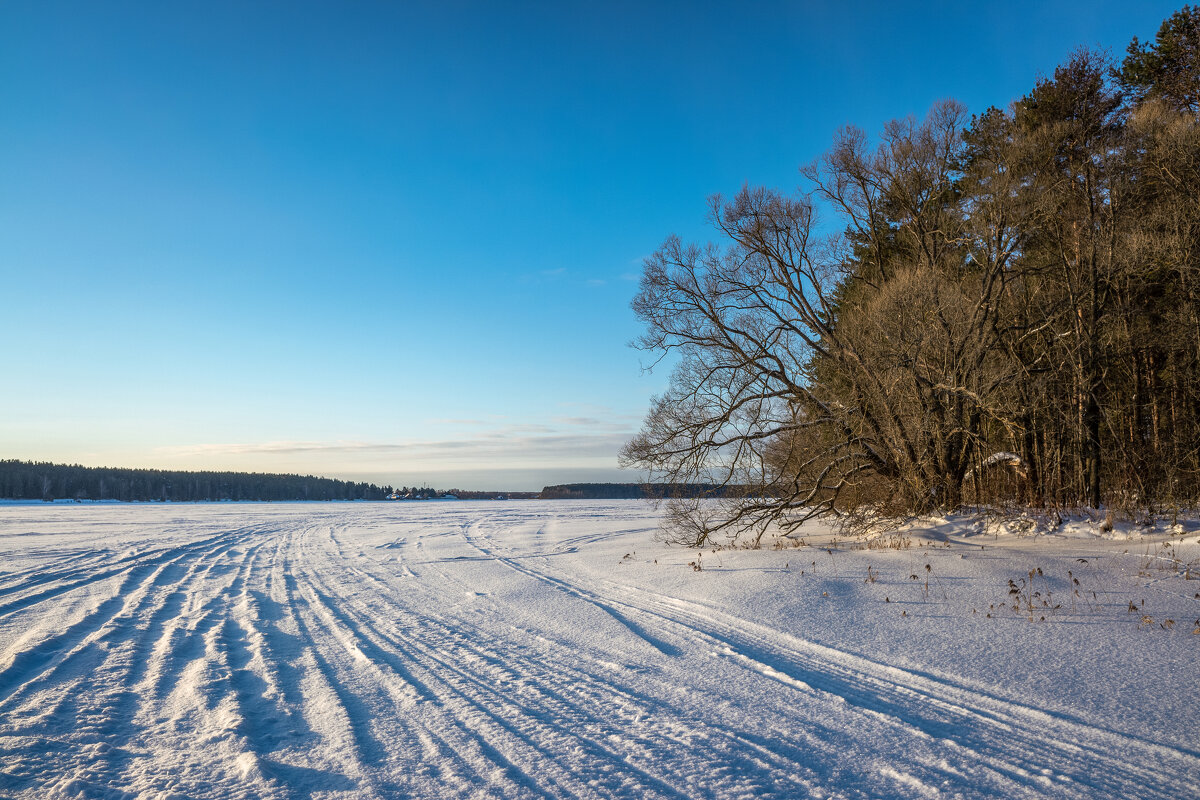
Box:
[0,1,1183,490]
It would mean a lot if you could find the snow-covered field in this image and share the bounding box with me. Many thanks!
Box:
[0,502,1196,800]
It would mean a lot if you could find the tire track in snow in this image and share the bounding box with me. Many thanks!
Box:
[104,518,374,800]
[198,539,325,800]
[128,518,389,800]
[301,574,660,800]
[307,532,670,799]
[12,529,259,699]
[289,523,519,798]
[457,518,985,797]
[0,525,266,621]
[274,547,392,796]
[385,520,847,797]
[462,523,1032,795]
[316,520,821,799]
[0,525,262,713]
[463,514,1200,800]
[0,522,275,799]
[97,536,273,798]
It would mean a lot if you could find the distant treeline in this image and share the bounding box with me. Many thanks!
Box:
[0,460,394,502]
[539,483,743,500]
[0,460,756,503]
[446,490,541,500]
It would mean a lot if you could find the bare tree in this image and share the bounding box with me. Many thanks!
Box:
[623,102,1024,545]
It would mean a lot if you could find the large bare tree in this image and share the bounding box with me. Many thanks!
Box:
[623,102,1023,545]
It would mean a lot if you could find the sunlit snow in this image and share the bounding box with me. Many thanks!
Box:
[0,502,1196,799]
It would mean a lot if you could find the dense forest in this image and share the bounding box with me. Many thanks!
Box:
[622,7,1200,544]
[0,460,394,502]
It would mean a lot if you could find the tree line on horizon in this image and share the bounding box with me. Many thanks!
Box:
[0,461,760,503]
[0,460,394,503]
[622,7,1200,544]
[0,460,671,503]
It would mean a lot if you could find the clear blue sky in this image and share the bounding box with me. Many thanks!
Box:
[0,1,1183,490]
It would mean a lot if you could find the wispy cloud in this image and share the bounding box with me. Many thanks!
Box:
[552,416,602,426]
[556,402,643,423]
[549,416,635,432]
[555,401,615,414]
[157,431,632,468]
[154,408,644,476]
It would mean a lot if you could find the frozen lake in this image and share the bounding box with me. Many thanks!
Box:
[0,501,1196,799]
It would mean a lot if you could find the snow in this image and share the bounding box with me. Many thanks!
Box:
[980,452,1022,467]
[0,501,1196,799]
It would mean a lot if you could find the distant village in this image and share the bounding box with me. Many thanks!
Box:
[384,487,537,501]
[385,487,460,501]
[386,484,728,501]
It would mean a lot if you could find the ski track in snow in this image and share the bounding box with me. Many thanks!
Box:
[0,503,1195,800]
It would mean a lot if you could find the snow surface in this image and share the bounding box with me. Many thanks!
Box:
[0,501,1196,799]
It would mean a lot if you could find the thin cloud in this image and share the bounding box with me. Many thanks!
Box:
[156,430,634,467]
[155,409,643,474]
[552,416,602,426]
